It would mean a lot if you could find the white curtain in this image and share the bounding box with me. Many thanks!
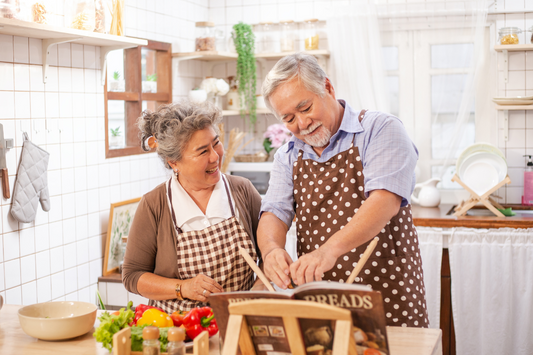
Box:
[449,228,533,355]
[416,227,444,329]
[327,1,390,113]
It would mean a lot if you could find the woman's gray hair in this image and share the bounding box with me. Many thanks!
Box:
[262,53,328,118]
[137,100,222,168]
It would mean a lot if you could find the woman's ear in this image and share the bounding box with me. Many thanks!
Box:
[168,160,178,171]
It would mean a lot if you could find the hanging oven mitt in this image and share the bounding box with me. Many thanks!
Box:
[10,132,50,223]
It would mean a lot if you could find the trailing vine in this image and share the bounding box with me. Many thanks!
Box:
[232,22,257,125]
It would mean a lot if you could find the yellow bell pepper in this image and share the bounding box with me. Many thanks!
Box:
[136,308,174,327]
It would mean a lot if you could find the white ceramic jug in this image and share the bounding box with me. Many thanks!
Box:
[412,178,441,207]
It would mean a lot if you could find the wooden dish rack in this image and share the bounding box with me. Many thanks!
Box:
[452,173,511,217]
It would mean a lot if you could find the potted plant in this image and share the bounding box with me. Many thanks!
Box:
[143,73,157,93]
[232,22,257,126]
[109,126,122,148]
[109,71,123,91]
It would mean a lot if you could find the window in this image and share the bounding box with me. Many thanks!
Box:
[381,28,490,196]
[104,40,172,158]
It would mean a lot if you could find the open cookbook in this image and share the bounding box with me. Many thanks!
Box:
[209,281,389,355]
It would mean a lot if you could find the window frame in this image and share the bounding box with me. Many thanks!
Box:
[104,40,172,158]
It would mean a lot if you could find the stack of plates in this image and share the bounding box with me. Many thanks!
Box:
[492,96,533,105]
[456,143,507,196]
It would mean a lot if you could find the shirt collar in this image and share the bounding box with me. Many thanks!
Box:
[283,99,364,153]
[171,174,231,228]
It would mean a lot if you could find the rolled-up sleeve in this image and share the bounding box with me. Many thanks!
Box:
[361,113,418,206]
[260,146,296,228]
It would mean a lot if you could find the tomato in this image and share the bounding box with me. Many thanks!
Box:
[170,311,187,327]
[136,308,174,328]
[111,311,121,316]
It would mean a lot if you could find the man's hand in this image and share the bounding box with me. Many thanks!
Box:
[263,248,294,289]
[289,247,337,286]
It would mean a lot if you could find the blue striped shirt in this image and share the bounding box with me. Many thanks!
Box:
[260,101,419,228]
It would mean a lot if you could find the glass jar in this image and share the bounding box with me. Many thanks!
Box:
[0,0,19,19]
[29,0,49,24]
[257,22,275,53]
[65,0,95,31]
[304,18,319,50]
[94,0,106,33]
[195,21,216,51]
[498,27,521,45]
[280,20,295,52]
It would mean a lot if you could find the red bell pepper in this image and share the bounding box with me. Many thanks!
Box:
[182,307,218,339]
[133,304,164,325]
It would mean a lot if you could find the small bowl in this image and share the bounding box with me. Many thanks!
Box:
[18,301,97,340]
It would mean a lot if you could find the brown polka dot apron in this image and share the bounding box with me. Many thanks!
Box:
[151,175,257,313]
[293,109,429,328]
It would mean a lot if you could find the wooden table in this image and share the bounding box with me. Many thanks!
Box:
[0,304,442,355]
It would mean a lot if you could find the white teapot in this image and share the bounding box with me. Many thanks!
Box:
[411,178,441,207]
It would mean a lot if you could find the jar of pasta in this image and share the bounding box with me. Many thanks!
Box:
[280,20,295,52]
[304,18,319,50]
[498,27,521,45]
[65,0,95,31]
[195,21,216,51]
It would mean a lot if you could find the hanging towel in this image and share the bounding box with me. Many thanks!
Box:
[10,132,50,223]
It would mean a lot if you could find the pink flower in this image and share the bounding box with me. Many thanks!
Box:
[263,124,292,148]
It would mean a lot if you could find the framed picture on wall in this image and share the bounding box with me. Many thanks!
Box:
[103,197,141,276]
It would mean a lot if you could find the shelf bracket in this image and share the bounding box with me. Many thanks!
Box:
[503,49,508,84]
[503,109,509,141]
[42,37,82,83]
[100,45,135,85]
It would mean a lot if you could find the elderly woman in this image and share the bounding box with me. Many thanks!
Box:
[122,101,262,313]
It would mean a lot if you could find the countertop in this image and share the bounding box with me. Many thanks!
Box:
[412,204,533,228]
[0,304,443,355]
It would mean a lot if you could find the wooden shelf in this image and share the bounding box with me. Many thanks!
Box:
[495,104,533,110]
[494,44,533,52]
[222,108,272,116]
[172,49,330,60]
[0,17,147,83]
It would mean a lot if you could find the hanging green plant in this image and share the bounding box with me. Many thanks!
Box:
[232,22,257,125]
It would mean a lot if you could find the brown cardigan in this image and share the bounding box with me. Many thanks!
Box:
[122,174,262,295]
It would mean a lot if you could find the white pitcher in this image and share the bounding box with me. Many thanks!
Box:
[411,178,441,207]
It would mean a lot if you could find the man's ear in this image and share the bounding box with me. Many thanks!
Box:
[325,78,335,97]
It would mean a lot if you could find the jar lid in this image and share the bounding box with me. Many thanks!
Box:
[498,26,522,33]
[280,20,294,23]
[143,326,160,340]
[167,327,186,342]
[304,18,319,23]
[196,21,215,27]
[259,21,274,25]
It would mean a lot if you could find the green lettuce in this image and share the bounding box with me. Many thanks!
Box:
[93,301,134,352]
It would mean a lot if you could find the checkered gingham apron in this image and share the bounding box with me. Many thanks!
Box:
[150,175,257,313]
[293,109,429,328]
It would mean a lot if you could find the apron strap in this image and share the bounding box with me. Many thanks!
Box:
[358,109,368,123]
[221,175,236,217]
[167,178,183,234]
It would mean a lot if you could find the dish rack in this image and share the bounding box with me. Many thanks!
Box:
[452,173,511,217]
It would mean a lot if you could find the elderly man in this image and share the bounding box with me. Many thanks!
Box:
[258,53,428,328]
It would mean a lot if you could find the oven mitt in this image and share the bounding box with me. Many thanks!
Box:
[10,132,50,223]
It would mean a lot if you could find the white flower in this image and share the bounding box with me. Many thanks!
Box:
[215,79,229,96]
[200,78,229,96]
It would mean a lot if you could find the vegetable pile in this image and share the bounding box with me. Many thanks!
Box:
[93,302,218,352]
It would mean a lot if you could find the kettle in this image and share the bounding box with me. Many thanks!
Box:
[412,178,441,207]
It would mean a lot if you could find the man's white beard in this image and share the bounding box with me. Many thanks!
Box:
[301,123,332,148]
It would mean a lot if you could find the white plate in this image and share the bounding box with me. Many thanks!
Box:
[493,98,533,105]
[458,152,507,196]
[456,143,506,175]
[493,95,533,100]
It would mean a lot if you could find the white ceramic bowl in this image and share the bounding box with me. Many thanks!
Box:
[457,152,508,196]
[456,143,506,175]
[18,301,97,340]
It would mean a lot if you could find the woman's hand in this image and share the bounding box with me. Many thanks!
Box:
[181,274,224,302]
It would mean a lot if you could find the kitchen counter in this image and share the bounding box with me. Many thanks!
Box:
[412,204,533,228]
[0,304,442,355]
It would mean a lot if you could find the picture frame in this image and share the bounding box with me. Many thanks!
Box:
[103,197,141,276]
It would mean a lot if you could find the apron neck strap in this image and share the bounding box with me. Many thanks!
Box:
[221,175,236,217]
